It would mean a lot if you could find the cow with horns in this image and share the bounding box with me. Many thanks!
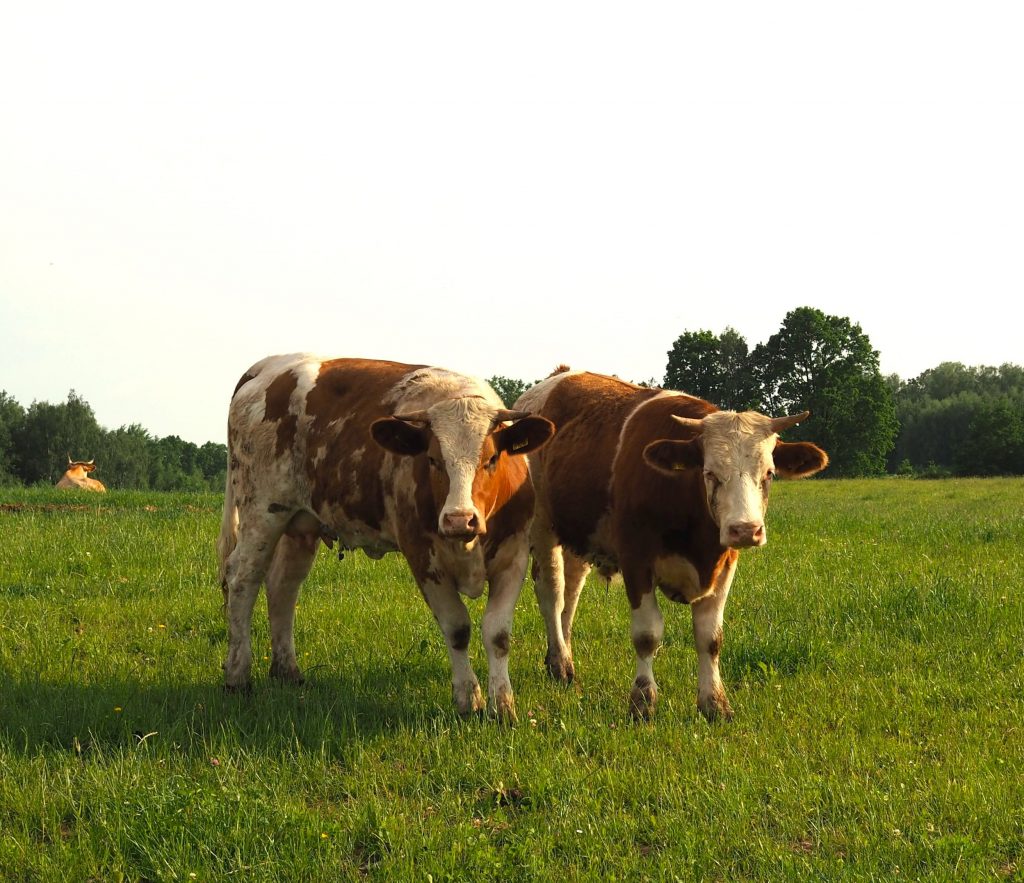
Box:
[217,354,555,721]
[515,368,829,721]
[56,457,107,492]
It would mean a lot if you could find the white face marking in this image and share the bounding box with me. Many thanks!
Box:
[698,412,778,549]
[425,397,500,534]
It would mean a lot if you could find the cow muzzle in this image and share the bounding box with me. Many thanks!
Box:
[724,521,766,549]
[440,509,484,539]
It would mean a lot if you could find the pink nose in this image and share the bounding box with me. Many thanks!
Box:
[726,521,765,548]
[442,510,481,537]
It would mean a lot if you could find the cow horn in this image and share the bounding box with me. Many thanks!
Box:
[67,453,73,465]
[87,459,95,465]
[493,409,530,424]
[769,411,810,433]
[671,415,705,433]
[393,409,431,425]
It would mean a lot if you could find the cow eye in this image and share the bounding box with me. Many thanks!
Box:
[765,469,777,483]
[486,452,500,470]
[703,471,721,487]
[428,456,443,470]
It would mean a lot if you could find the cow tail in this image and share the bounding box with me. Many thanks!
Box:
[216,448,239,599]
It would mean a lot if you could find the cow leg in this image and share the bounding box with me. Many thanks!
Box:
[222,515,286,690]
[560,549,591,668]
[691,558,736,721]
[483,540,529,724]
[530,512,575,682]
[420,579,485,717]
[627,582,664,721]
[265,533,318,685]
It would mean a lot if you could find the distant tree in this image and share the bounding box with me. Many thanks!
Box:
[0,391,26,485]
[197,441,228,489]
[956,397,1024,475]
[12,390,103,484]
[891,362,1024,475]
[664,327,760,409]
[487,376,533,408]
[751,307,897,476]
[97,424,153,489]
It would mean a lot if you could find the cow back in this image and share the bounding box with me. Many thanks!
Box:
[522,372,666,556]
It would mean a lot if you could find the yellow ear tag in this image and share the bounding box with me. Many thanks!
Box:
[672,463,687,471]
[512,439,529,452]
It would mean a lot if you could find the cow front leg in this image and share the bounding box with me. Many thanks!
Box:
[265,533,318,684]
[483,541,529,724]
[628,588,664,721]
[530,512,574,682]
[691,559,736,721]
[420,579,485,717]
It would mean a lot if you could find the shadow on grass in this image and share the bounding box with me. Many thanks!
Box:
[0,655,463,759]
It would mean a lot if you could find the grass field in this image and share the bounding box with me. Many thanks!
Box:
[1,479,1022,881]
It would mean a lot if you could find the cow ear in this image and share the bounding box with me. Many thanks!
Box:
[773,440,829,478]
[495,416,556,457]
[370,418,430,457]
[643,438,703,474]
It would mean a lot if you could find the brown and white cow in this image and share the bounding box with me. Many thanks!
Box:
[217,354,555,721]
[56,457,107,492]
[514,368,828,721]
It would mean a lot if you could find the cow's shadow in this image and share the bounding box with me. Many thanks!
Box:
[0,656,469,759]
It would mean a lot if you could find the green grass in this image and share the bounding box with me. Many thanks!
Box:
[1,480,1022,881]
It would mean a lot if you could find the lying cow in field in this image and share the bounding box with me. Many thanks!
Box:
[217,354,555,721]
[515,368,828,721]
[56,457,107,492]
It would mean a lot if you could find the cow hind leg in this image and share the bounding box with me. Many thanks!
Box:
[559,549,590,673]
[420,580,485,717]
[266,533,318,685]
[531,513,575,683]
[221,515,287,691]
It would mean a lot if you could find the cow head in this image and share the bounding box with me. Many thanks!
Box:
[642,410,828,549]
[370,398,555,540]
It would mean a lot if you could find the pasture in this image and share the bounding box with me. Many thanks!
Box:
[0,480,1022,881]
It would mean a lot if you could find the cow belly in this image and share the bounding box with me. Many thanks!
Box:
[653,554,709,603]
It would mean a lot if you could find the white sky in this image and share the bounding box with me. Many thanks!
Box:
[2,3,1022,445]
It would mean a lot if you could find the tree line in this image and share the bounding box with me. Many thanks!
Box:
[2,307,1021,488]
[490,306,1024,478]
[0,391,226,490]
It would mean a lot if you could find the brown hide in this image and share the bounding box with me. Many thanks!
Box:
[232,358,541,582]
[525,373,729,604]
[529,373,667,555]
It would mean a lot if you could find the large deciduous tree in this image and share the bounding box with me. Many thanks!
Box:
[663,327,760,410]
[12,390,103,484]
[0,391,26,485]
[487,376,533,409]
[751,307,897,476]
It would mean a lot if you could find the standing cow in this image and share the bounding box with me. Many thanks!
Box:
[515,368,828,721]
[217,354,554,721]
[56,457,107,492]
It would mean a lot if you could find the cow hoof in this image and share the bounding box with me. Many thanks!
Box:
[269,659,305,685]
[490,691,518,726]
[697,691,734,723]
[455,683,486,718]
[628,678,657,721]
[544,654,575,684]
